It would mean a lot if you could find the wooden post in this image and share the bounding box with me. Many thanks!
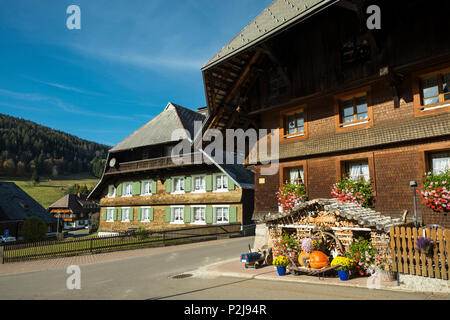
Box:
[400,227,408,274]
[438,229,447,280]
[425,228,434,278]
[431,228,440,279]
[395,227,403,273]
[406,227,415,275]
[412,227,421,276]
[389,227,397,272]
[418,228,427,277]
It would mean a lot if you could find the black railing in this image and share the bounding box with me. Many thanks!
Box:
[1,223,252,263]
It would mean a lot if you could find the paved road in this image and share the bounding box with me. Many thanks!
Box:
[0,237,444,300]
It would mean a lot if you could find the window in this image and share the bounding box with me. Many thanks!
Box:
[192,206,206,224]
[214,174,228,191]
[121,208,130,222]
[141,180,152,195]
[285,167,304,185]
[122,182,133,197]
[420,71,450,109]
[106,208,114,222]
[285,112,304,136]
[141,207,151,222]
[173,177,185,193]
[192,176,206,193]
[345,160,370,181]
[340,95,369,126]
[171,207,184,224]
[215,207,229,224]
[430,151,450,175]
[108,185,115,198]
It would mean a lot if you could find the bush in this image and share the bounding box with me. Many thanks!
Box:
[22,216,48,242]
[136,226,149,240]
[331,175,374,208]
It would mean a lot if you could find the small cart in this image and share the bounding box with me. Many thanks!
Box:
[240,245,273,269]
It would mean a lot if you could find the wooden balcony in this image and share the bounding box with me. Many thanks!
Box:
[105,152,204,175]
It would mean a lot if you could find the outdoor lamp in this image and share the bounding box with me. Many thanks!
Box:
[410,181,419,227]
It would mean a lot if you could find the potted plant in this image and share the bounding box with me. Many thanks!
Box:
[344,237,376,276]
[416,236,434,257]
[276,183,308,212]
[331,256,355,281]
[418,168,450,212]
[272,255,290,276]
[331,175,374,208]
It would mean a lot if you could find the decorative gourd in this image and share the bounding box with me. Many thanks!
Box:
[309,251,329,269]
[298,251,310,267]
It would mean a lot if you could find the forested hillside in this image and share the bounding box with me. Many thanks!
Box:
[0,113,110,178]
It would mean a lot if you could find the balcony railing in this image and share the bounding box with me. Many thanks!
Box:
[105,152,203,175]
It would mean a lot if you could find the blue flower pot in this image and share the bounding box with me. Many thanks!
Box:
[338,270,349,281]
[276,266,286,276]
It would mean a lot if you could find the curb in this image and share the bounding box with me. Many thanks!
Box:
[195,259,449,296]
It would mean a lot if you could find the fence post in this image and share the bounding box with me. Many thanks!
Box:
[0,244,4,264]
[90,238,93,254]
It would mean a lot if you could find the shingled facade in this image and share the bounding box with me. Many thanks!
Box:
[89,103,254,234]
[201,0,450,227]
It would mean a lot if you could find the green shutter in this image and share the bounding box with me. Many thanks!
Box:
[227,177,235,191]
[114,208,118,221]
[149,208,154,221]
[118,208,122,221]
[132,182,141,196]
[229,206,237,223]
[165,207,171,222]
[152,180,157,194]
[184,207,191,223]
[137,208,142,221]
[129,208,134,221]
[205,175,213,191]
[103,208,107,221]
[206,206,213,224]
[117,183,123,196]
[185,177,192,192]
[165,179,172,193]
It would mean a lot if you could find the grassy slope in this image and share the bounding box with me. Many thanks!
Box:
[0,173,100,208]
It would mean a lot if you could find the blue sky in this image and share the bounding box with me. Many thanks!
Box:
[0,0,272,146]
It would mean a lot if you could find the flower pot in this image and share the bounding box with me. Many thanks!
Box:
[276,266,286,276]
[337,270,349,281]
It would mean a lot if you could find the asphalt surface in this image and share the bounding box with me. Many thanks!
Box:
[0,236,446,300]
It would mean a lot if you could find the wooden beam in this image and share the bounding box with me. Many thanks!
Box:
[223,51,261,105]
[336,0,358,12]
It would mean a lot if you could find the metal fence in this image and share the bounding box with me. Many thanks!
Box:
[1,223,254,263]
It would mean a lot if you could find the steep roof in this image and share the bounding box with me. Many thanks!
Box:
[110,102,206,152]
[202,0,334,70]
[0,182,56,224]
[48,193,97,213]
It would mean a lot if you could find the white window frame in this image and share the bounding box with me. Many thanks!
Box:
[121,207,131,222]
[213,173,229,193]
[141,180,152,196]
[107,185,116,198]
[191,205,206,225]
[140,206,151,223]
[430,151,450,175]
[122,182,133,197]
[191,175,206,193]
[213,205,230,225]
[172,176,185,195]
[106,207,114,222]
[170,205,185,224]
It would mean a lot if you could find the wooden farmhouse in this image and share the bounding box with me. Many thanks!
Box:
[200,0,450,228]
[0,182,58,238]
[89,103,254,235]
[48,193,99,230]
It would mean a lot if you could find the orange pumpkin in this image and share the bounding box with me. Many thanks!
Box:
[309,251,329,269]
[298,251,310,266]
